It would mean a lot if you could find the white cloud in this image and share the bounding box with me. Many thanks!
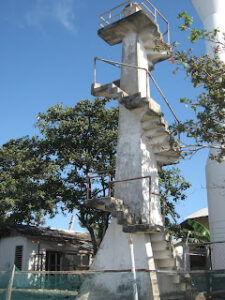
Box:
[26,0,76,34]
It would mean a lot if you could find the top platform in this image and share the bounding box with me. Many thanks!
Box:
[99,10,161,46]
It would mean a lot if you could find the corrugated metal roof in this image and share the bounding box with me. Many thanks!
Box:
[184,207,208,221]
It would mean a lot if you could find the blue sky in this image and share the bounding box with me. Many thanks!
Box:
[0,0,208,231]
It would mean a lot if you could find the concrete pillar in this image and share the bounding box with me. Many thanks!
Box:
[115,104,162,225]
[120,33,150,98]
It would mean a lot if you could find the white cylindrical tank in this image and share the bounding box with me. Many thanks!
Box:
[191,0,225,59]
[191,0,225,269]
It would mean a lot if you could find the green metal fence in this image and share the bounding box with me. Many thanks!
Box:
[2,267,225,299]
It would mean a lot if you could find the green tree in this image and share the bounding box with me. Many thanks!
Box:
[36,98,119,254]
[0,136,64,226]
[186,219,210,243]
[0,98,190,252]
[171,12,225,162]
[159,167,191,236]
[0,99,118,254]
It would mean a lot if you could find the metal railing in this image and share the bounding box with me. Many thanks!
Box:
[93,57,180,128]
[87,172,152,223]
[179,240,225,271]
[99,0,170,44]
[87,172,176,226]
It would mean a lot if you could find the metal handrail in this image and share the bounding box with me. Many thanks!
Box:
[87,172,152,224]
[99,0,170,44]
[87,172,177,226]
[93,57,180,127]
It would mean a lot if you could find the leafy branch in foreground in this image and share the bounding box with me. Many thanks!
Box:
[159,167,191,235]
[170,12,225,161]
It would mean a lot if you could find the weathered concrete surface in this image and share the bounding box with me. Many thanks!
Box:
[115,104,162,225]
[120,32,149,98]
[85,3,183,298]
[77,271,152,300]
[92,218,153,270]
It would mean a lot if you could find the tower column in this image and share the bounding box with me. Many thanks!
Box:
[82,2,182,298]
[120,32,150,98]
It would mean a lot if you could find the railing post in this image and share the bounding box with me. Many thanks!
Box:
[5,264,15,300]
[94,57,97,86]
[167,23,170,45]
[146,71,148,98]
[128,234,139,300]
[148,176,151,225]
[184,231,191,271]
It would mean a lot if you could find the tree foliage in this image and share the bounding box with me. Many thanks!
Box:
[171,12,225,161]
[0,136,63,226]
[187,219,210,243]
[0,98,190,251]
[0,99,118,254]
[159,167,191,236]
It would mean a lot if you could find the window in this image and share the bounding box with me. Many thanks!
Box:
[14,245,23,270]
[82,254,89,266]
[45,251,61,271]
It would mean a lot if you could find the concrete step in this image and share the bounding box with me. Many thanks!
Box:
[143,125,170,138]
[171,274,181,284]
[155,152,180,167]
[146,48,171,65]
[156,258,176,269]
[123,224,163,233]
[139,25,171,67]
[142,98,162,118]
[154,250,173,260]
[85,197,124,212]
[120,93,146,109]
[108,86,127,101]
[149,134,171,146]
[140,26,161,43]
[91,82,128,99]
[145,133,170,146]
[115,211,135,225]
[176,283,186,292]
[150,232,170,243]
[141,115,166,128]
[151,240,170,252]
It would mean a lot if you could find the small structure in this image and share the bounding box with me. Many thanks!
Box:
[184,208,209,230]
[0,225,93,272]
[176,208,210,271]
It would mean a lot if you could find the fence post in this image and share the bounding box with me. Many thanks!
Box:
[5,264,15,300]
[184,232,190,271]
[128,234,139,300]
[148,177,151,225]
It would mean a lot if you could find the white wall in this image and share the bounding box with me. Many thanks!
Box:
[0,236,28,271]
[0,234,88,271]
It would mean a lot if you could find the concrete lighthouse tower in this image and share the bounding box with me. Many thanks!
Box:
[191,0,225,269]
[79,2,185,299]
